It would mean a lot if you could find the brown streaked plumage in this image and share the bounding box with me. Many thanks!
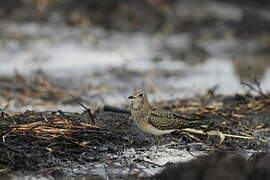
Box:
[128,91,207,135]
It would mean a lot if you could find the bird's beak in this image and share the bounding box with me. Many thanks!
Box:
[128,95,135,99]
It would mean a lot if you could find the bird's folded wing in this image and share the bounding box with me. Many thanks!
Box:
[173,112,204,120]
[148,110,207,130]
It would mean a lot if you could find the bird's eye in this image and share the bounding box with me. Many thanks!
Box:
[139,94,144,97]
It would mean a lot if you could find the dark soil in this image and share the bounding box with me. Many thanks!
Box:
[152,151,270,180]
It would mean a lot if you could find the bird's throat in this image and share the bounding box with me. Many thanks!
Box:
[131,100,142,110]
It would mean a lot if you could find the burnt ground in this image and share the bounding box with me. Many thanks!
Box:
[1,0,270,36]
[152,151,270,180]
[0,76,269,179]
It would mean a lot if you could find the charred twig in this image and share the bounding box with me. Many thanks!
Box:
[56,110,72,128]
[1,142,26,154]
[56,110,70,120]
[103,105,130,114]
[206,85,219,98]
[72,95,95,124]
[241,80,268,99]
[41,113,49,122]
[185,143,200,158]
[134,158,163,167]
[0,109,9,118]
[47,141,78,148]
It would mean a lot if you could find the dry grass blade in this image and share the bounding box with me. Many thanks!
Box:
[81,123,100,128]
[220,134,255,140]
[181,128,206,135]
[207,130,225,144]
[181,128,255,144]
[0,168,11,174]
[3,118,101,142]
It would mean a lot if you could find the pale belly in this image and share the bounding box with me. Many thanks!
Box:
[134,117,175,136]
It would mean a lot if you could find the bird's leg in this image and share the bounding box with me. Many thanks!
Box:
[157,135,162,145]
[155,135,169,153]
[157,134,174,146]
[150,136,163,153]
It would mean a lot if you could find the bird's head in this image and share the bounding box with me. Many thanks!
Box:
[128,91,148,110]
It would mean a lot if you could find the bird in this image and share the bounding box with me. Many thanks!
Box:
[128,91,208,136]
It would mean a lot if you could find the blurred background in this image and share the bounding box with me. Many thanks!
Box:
[0,0,270,112]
